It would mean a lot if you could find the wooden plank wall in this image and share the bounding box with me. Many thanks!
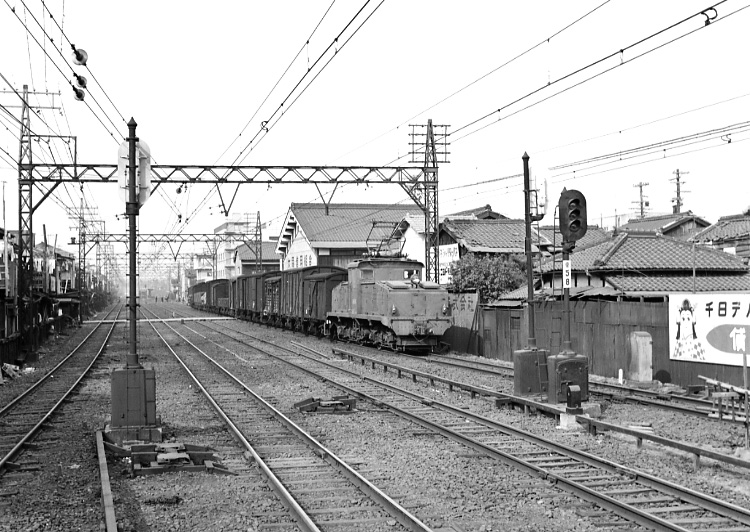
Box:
[471,300,746,388]
[443,292,479,353]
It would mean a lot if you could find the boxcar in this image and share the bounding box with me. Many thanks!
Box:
[189,281,208,308]
[206,279,229,313]
[278,266,346,332]
[304,268,347,334]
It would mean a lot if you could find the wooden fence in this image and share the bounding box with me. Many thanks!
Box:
[467,299,746,389]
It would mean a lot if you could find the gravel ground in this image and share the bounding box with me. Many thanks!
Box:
[176,315,602,532]
[0,322,124,532]
[211,320,750,511]
[5,303,750,531]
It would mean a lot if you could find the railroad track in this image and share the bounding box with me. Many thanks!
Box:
[175,312,750,532]
[372,349,721,421]
[0,303,123,477]
[142,307,433,532]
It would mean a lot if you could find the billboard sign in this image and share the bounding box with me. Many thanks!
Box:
[669,292,750,366]
[438,243,459,285]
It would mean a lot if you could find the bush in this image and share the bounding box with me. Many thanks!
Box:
[448,253,526,302]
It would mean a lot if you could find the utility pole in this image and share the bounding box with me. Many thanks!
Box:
[671,169,689,214]
[11,84,61,354]
[632,182,650,219]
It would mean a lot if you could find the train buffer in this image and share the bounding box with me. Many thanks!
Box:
[294,395,357,414]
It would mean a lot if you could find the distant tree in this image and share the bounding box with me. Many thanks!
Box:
[448,253,526,302]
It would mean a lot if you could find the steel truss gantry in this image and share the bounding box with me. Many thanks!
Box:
[19,123,442,342]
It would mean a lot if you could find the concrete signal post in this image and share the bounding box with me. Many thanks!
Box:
[106,118,161,444]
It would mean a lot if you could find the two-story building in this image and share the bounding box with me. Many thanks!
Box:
[276,203,424,269]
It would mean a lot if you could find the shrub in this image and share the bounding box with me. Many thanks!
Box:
[448,253,526,302]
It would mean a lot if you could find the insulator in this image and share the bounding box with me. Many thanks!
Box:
[72,47,88,66]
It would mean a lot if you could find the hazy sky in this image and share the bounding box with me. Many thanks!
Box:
[0,1,747,265]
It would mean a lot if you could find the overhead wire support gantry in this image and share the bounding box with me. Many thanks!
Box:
[19,122,445,345]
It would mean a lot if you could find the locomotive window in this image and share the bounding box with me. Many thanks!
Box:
[361,269,374,281]
[403,269,419,279]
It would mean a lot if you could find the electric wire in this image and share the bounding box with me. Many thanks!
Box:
[550,120,750,171]
[181,0,383,235]
[6,0,123,145]
[234,0,384,165]
[39,0,127,124]
[330,0,612,164]
[451,0,730,140]
[214,0,337,164]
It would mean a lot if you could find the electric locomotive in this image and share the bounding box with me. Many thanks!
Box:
[326,255,451,351]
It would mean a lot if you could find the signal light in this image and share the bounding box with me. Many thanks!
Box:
[559,188,587,243]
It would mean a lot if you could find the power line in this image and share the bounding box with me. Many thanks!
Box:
[533,91,750,157]
[553,133,749,184]
[38,0,127,124]
[215,0,337,165]
[330,0,612,165]
[232,0,383,165]
[550,120,750,171]
[4,0,123,141]
[181,1,385,235]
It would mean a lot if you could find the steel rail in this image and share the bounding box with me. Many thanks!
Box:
[142,318,322,532]
[144,311,434,532]
[417,353,714,415]
[191,322,750,532]
[170,307,750,474]
[330,346,750,471]
[0,304,120,417]
[0,304,122,473]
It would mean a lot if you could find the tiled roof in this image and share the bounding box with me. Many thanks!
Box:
[536,225,610,249]
[441,219,542,253]
[236,241,281,261]
[444,204,505,220]
[619,211,710,234]
[541,233,748,273]
[291,203,422,244]
[607,273,750,293]
[693,214,750,242]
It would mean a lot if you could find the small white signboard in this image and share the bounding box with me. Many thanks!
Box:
[438,243,460,285]
[562,260,572,289]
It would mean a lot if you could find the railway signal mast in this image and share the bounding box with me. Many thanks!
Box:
[107,119,161,444]
[546,189,590,411]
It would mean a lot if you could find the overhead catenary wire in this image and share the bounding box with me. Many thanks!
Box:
[39,0,127,124]
[550,120,750,172]
[214,0,338,165]
[5,0,123,142]
[553,133,750,185]
[180,0,384,235]
[232,0,383,165]
[451,0,732,140]
[330,0,613,165]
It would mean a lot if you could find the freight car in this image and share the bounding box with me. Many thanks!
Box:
[188,256,451,352]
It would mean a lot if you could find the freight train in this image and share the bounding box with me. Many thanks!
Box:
[188,255,452,351]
